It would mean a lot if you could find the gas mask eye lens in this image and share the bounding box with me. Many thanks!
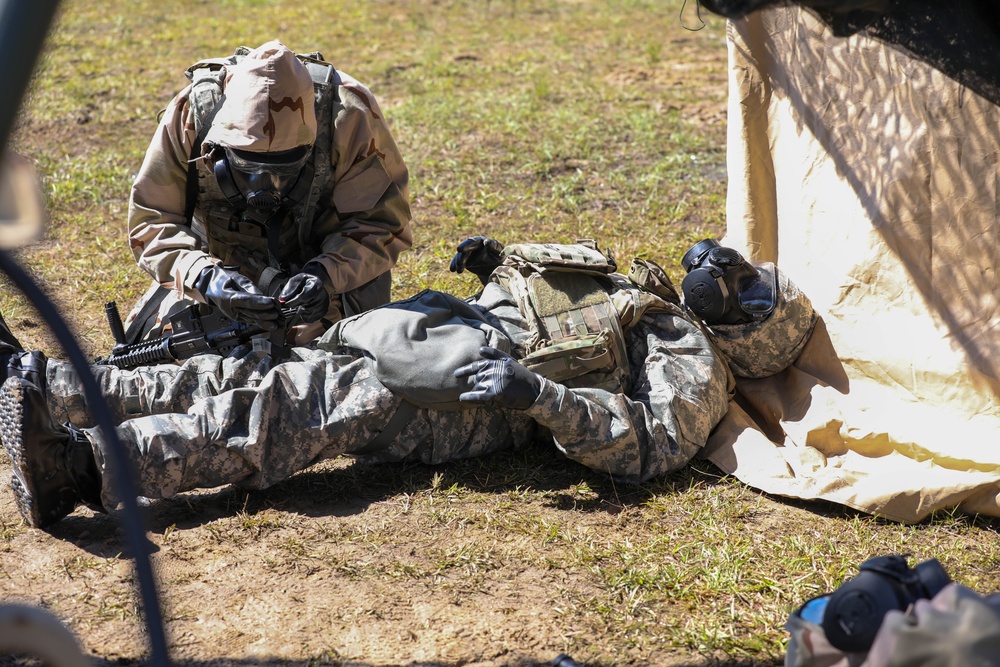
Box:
[214,145,312,214]
[737,264,778,320]
[225,145,311,175]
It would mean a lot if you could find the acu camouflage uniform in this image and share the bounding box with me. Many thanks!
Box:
[42,246,732,510]
[699,264,816,379]
[126,41,412,345]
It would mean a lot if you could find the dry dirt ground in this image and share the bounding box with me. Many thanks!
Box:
[1,440,799,667]
[0,9,787,666]
[0,451,689,667]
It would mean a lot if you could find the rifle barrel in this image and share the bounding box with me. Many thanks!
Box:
[104,338,175,370]
[105,301,127,345]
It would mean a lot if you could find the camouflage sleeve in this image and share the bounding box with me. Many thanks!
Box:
[127,86,216,295]
[523,311,731,483]
[309,73,413,295]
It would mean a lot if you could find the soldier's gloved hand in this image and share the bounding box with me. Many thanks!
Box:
[455,346,541,410]
[449,236,504,285]
[196,264,281,331]
[278,264,331,324]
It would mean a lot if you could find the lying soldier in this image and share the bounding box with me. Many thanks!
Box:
[0,237,815,529]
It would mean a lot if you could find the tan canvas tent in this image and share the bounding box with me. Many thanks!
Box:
[699,5,1000,523]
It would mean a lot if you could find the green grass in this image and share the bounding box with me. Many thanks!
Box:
[5,0,729,355]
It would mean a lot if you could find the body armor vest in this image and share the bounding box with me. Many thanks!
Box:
[184,47,337,295]
[490,241,681,394]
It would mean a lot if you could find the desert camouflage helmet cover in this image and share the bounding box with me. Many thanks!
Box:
[203,40,317,153]
[704,263,817,378]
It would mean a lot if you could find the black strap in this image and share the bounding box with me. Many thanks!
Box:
[258,267,286,297]
[183,93,226,224]
[262,160,315,274]
[352,400,418,455]
[264,207,288,273]
[122,284,170,345]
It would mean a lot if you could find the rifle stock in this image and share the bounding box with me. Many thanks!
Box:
[100,300,289,369]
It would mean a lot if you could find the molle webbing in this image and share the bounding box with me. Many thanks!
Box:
[530,271,619,355]
[491,241,632,394]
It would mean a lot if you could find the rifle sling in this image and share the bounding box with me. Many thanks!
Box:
[123,285,170,346]
[184,94,226,225]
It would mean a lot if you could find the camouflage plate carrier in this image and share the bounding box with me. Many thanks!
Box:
[490,240,681,395]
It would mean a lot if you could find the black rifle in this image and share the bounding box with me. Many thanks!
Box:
[100,300,292,370]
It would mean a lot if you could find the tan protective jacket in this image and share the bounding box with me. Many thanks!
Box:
[126,46,412,338]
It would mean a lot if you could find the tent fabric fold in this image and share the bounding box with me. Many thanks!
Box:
[702,6,1000,523]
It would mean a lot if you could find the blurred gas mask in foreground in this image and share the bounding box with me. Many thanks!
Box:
[796,555,952,653]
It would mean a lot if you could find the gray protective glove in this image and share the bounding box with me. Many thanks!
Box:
[278,264,331,324]
[196,265,281,331]
[454,346,541,410]
[449,236,504,285]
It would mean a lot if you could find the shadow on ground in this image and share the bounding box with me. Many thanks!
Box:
[36,439,1000,556]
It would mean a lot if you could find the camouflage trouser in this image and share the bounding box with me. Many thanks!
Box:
[79,348,536,510]
[45,344,329,428]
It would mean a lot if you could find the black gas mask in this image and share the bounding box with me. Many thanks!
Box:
[797,554,952,654]
[213,145,312,222]
[680,238,777,325]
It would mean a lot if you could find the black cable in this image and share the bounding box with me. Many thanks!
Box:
[0,252,171,667]
[0,0,170,660]
[680,0,708,31]
[0,0,60,150]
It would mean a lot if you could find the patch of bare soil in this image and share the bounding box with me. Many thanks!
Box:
[0,450,773,667]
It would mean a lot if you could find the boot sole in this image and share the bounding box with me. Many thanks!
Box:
[0,378,44,528]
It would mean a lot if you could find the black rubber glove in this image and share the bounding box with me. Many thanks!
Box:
[454,346,541,410]
[278,264,331,324]
[196,265,281,331]
[449,236,504,285]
